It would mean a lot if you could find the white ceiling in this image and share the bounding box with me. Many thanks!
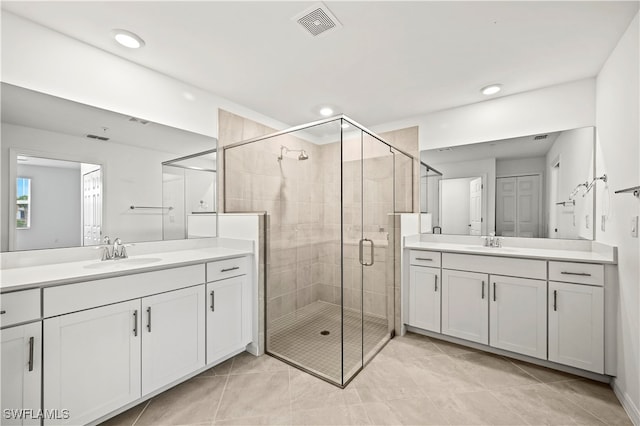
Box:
[2,1,638,127]
[421,131,562,165]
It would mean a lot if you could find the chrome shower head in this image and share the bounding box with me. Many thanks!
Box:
[298,150,309,161]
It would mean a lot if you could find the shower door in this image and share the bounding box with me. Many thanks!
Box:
[342,125,396,385]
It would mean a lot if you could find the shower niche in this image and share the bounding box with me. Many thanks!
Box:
[224,116,413,386]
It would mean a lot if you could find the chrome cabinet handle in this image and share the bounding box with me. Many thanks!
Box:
[221,266,240,273]
[0,310,6,315]
[133,310,138,337]
[434,275,438,292]
[561,271,591,277]
[481,281,485,299]
[146,307,152,332]
[28,336,34,372]
[493,283,496,302]
[368,239,375,266]
[553,290,558,311]
[416,257,433,262]
[210,290,215,312]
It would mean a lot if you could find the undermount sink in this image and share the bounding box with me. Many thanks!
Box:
[84,257,163,269]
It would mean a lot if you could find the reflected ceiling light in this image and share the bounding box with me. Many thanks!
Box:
[341,123,350,129]
[481,84,502,96]
[112,29,145,49]
[319,107,333,117]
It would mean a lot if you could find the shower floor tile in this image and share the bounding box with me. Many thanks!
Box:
[268,301,390,384]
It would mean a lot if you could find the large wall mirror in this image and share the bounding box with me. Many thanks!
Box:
[1,83,218,252]
[420,126,596,240]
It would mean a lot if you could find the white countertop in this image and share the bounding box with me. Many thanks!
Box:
[0,246,252,292]
[405,241,616,264]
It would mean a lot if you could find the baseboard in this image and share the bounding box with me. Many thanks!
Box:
[612,380,640,426]
[246,342,260,356]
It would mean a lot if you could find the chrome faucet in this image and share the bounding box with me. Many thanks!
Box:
[482,232,502,248]
[99,236,129,260]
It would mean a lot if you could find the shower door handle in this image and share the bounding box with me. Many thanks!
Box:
[359,238,374,266]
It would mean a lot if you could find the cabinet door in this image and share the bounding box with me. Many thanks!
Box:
[489,275,546,359]
[207,275,250,364]
[44,300,141,425]
[549,281,604,373]
[142,285,205,395]
[441,270,489,344]
[1,322,41,426]
[408,265,441,332]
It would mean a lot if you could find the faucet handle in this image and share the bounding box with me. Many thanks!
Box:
[103,235,111,245]
[494,237,503,248]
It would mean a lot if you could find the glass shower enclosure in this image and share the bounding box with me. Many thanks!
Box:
[223,116,413,386]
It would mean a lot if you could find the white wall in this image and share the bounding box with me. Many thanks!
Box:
[496,157,545,177]
[15,164,81,250]
[373,78,596,151]
[595,13,640,424]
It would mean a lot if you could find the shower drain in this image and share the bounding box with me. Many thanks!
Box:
[320,330,330,336]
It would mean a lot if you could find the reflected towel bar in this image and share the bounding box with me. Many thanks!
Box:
[130,205,173,211]
[614,186,640,197]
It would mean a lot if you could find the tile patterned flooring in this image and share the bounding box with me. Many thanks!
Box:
[102,332,632,426]
[269,301,390,384]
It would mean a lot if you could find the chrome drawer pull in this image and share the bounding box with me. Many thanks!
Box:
[28,336,34,372]
[0,310,6,315]
[561,271,591,277]
[221,266,240,273]
[416,258,433,261]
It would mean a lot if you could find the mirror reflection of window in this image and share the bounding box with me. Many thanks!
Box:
[16,177,31,229]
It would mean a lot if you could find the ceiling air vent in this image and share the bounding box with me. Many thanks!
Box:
[293,3,341,37]
[85,134,110,141]
[534,134,548,141]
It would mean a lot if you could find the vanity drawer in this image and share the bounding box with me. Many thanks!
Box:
[1,289,41,327]
[442,253,546,280]
[44,265,205,317]
[549,262,604,286]
[207,256,248,282]
[409,250,441,267]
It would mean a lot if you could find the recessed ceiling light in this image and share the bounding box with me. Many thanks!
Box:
[481,84,502,96]
[112,29,145,49]
[319,107,333,117]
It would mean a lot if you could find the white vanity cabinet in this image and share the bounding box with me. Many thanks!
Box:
[548,261,604,374]
[1,322,41,426]
[44,300,141,425]
[489,275,547,359]
[408,265,441,332]
[441,269,489,344]
[141,285,205,395]
[206,257,251,365]
[1,289,42,426]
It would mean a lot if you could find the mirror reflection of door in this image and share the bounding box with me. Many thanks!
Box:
[82,167,102,246]
[496,175,541,238]
[469,177,482,236]
[440,176,483,235]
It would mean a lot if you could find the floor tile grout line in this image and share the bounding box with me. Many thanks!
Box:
[130,398,151,426]
[211,357,234,425]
